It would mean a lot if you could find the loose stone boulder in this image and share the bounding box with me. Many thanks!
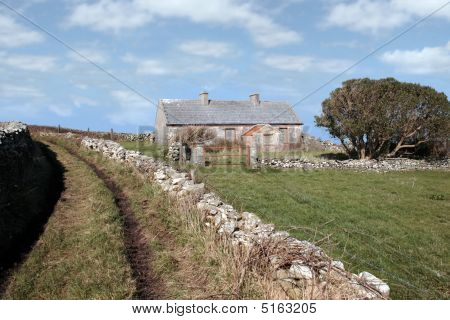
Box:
[359,272,390,298]
[290,263,314,280]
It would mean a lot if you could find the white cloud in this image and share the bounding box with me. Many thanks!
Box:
[67,0,152,32]
[381,41,450,74]
[262,54,351,73]
[67,0,301,47]
[123,54,171,75]
[108,90,153,125]
[178,40,233,58]
[68,48,108,64]
[73,83,88,90]
[0,14,44,47]
[48,105,73,117]
[72,95,99,108]
[123,53,237,76]
[0,84,44,98]
[324,0,450,34]
[136,60,171,75]
[0,52,56,72]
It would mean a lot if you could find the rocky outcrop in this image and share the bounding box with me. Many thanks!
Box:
[261,158,449,172]
[81,137,390,299]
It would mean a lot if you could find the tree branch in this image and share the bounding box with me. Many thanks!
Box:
[387,140,427,157]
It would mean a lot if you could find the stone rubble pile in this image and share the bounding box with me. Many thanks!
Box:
[261,158,449,172]
[81,136,390,299]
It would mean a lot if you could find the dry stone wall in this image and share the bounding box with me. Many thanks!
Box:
[261,158,449,172]
[115,133,155,142]
[0,122,55,261]
[30,125,155,143]
[0,121,32,157]
[81,137,390,299]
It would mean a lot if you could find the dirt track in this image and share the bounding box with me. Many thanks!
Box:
[61,144,163,300]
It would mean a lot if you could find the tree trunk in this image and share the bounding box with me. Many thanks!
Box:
[359,148,366,159]
[338,137,353,157]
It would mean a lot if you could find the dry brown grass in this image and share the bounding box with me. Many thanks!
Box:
[168,197,290,300]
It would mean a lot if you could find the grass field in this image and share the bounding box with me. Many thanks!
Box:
[197,167,450,300]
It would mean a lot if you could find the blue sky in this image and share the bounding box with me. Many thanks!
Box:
[0,0,449,139]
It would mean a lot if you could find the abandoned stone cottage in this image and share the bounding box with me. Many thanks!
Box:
[155,92,303,149]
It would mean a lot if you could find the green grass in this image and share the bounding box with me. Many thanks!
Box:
[205,149,247,166]
[4,142,135,299]
[120,141,166,160]
[197,167,450,300]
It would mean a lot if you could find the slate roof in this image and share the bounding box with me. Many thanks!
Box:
[160,99,301,125]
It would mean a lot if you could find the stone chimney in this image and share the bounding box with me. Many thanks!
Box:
[250,93,260,106]
[199,91,209,105]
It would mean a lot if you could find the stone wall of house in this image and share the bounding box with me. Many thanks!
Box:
[165,124,302,146]
[0,122,55,260]
[81,136,390,299]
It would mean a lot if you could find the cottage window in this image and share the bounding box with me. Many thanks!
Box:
[279,128,288,143]
[225,128,235,143]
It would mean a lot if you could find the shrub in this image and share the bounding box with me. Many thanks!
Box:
[174,126,216,145]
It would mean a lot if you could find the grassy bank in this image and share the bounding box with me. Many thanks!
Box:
[4,142,135,299]
[196,167,449,299]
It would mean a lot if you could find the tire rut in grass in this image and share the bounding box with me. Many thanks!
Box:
[62,146,163,300]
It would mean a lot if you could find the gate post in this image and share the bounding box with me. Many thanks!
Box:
[180,144,187,163]
[191,144,205,166]
[246,145,250,167]
[248,144,258,168]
